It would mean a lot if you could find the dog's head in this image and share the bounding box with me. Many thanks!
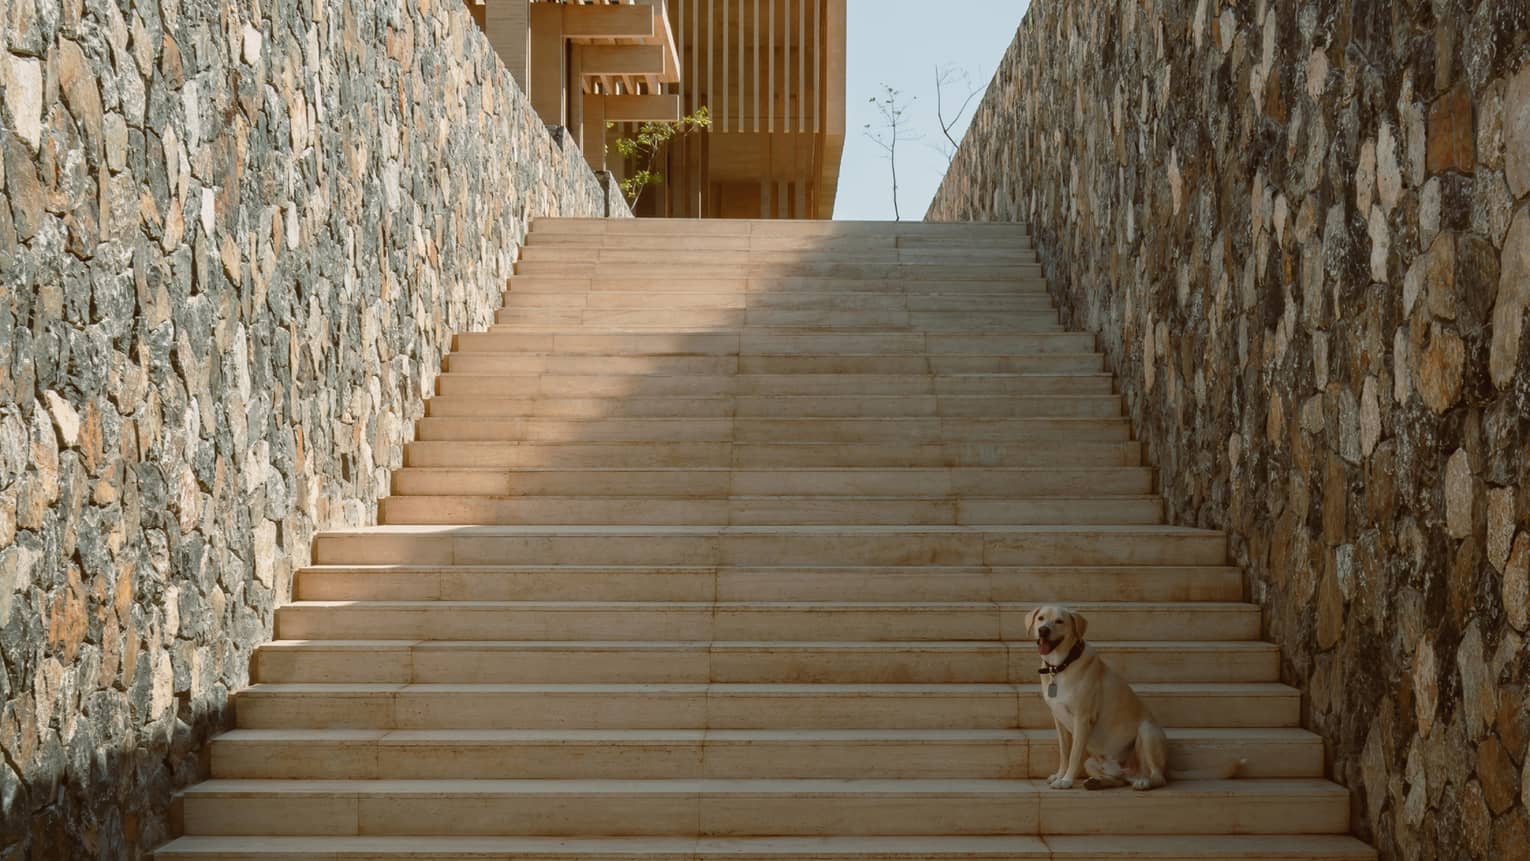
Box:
[1025,605,1088,659]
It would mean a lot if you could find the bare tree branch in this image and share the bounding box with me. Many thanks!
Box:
[862,83,920,221]
[932,64,983,162]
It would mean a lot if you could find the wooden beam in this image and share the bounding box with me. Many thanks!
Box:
[578,44,666,77]
[600,94,682,122]
[529,2,565,125]
[562,3,655,40]
[485,0,531,91]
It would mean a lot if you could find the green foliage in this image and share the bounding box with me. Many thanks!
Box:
[608,107,712,206]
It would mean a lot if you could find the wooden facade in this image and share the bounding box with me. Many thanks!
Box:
[470,1,845,219]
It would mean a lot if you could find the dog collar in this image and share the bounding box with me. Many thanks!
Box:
[1038,641,1087,675]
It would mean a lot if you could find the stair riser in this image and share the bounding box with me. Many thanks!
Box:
[524,234,1032,250]
[507,277,1055,295]
[377,496,1166,527]
[454,332,1097,355]
[445,354,740,375]
[423,396,1125,419]
[390,468,1156,498]
[233,689,1293,730]
[312,530,1228,568]
[181,787,1346,837]
[255,645,1276,684]
[519,250,1040,265]
[402,442,1142,469]
[513,263,1044,281]
[293,567,1245,604]
[496,294,1058,312]
[210,736,1319,781]
[493,310,1064,331]
[411,418,1133,445]
[531,219,1029,238]
[273,604,1259,642]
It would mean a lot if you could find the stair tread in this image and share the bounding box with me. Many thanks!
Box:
[157,834,1376,857]
[215,727,1321,742]
[184,777,1344,795]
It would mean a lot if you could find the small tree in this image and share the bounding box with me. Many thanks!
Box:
[932,64,983,162]
[863,84,919,221]
[610,107,712,207]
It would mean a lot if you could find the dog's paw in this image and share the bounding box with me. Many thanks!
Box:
[1049,776,1075,790]
[1131,777,1153,791]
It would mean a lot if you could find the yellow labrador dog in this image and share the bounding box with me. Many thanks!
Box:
[1027,604,1171,791]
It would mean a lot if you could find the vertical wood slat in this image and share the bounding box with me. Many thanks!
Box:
[767,0,775,134]
[707,0,714,123]
[812,0,820,134]
[797,0,806,134]
[753,0,761,134]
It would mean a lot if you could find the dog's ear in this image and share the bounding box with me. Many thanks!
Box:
[1070,610,1088,639]
[1025,607,1043,637]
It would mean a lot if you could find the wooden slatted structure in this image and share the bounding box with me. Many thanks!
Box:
[469,0,844,220]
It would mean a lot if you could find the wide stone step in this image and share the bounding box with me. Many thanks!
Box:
[518,248,1040,265]
[492,308,1065,331]
[433,372,1119,401]
[423,394,1124,419]
[155,834,1377,860]
[311,525,1227,567]
[506,276,1056,294]
[454,330,1097,355]
[442,352,1107,375]
[231,682,1298,729]
[292,565,1245,604]
[178,778,1348,837]
[522,232,1032,251]
[403,440,1143,469]
[270,600,1257,643]
[426,395,1124,420]
[390,467,1155,498]
[412,417,1134,444]
[512,262,1043,281]
[208,727,1322,780]
[530,218,1031,237]
[376,495,1166,526]
[499,290,1058,312]
[253,639,1275,684]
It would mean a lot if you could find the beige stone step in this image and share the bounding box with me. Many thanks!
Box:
[375,494,1166,526]
[422,395,1124,420]
[506,276,1056,294]
[498,290,1057,314]
[292,565,1245,604]
[231,682,1297,729]
[402,440,1143,469]
[529,218,1030,237]
[178,778,1348,837]
[518,250,1041,268]
[522,233,1032,252]
[270,599,1258,643]
[432,375,1119,405]
[491,308,1065,331]
[411,417,1133,445]
[453,330,1097,355]
[209,727,1322,780]
[156,833,1377,860]
[513,262,1043,282]
[253,639,1275,684]
[390,467,1155,498]
[311,525,1227,568]
[441,352,1107,376]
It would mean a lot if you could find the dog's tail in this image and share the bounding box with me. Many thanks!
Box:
[1169,757,1246,781]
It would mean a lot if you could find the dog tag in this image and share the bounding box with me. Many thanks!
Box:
[1047,681,1057,698]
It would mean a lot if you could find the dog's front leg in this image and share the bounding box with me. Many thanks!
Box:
[1048,720,1072,783]
[1050,717,1092,789]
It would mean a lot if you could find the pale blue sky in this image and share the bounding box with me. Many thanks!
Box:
[833,0,1030,221]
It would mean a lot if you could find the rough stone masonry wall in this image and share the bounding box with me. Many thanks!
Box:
[0,0,623,855]
[929,0,1529,857]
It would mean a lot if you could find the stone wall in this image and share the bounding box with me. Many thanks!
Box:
[929,0,1529,857]
[0,0,623,855]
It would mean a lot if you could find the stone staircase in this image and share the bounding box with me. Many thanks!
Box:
[157,220,1375,860]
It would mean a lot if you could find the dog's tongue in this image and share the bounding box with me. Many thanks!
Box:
[1037,637,1055,655]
